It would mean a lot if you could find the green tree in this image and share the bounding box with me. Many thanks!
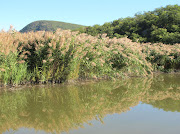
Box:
[80,4,180,44]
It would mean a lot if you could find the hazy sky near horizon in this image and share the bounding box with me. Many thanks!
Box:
[1,0,179,31]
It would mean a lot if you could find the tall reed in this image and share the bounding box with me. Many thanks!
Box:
[0,27,179,86]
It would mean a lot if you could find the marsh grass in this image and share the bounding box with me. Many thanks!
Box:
[0,52,28,85]
[0,27,179,86]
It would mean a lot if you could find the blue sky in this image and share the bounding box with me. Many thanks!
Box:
[1,0,179,31]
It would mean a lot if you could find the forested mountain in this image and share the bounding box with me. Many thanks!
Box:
[79,5,180,44]
[20,20,84,33]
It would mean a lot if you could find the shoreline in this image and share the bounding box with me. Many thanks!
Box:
[0,71,179,92]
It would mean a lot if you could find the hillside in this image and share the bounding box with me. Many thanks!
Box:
[79,5,180,44]
[20,20,85,33]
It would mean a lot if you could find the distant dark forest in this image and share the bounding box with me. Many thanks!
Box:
[79,5,180,44]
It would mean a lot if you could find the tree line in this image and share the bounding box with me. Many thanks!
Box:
[78,5,180,44]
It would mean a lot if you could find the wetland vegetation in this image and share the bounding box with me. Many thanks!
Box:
[0,27,179,86]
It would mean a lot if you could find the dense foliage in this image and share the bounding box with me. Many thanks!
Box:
[79,5,180,44]
[0,27,179,86]
[20,20,84,33]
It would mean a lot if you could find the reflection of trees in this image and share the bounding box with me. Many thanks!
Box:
[0,74,180,133]
[142,74,180,112]
[147,99,180,112]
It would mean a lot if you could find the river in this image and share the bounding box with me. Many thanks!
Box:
[0,73,180,134]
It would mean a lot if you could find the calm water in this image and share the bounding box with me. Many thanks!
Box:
[0,74,180,134]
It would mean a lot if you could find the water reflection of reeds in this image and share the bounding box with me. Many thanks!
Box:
[0,74,180,133]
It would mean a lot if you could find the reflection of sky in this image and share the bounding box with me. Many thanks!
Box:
[3,103,180,134]
[66,103,180,134]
